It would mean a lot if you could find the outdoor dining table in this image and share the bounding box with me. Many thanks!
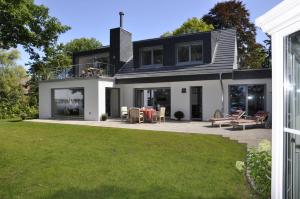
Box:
[141,108,156,123]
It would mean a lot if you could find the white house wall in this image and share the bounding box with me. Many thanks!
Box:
[117,78,272,121]
[39,79,114,121]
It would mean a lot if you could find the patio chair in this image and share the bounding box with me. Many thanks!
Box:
[129,108,144,123]
[231,111,269,130]
[120,106,128,121]
[209,110,245,127]
[154,107,166,123]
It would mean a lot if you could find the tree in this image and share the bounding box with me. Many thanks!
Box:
[64,38,102,56]
[263,34,272,68]
[161,17,214,37]
[0,49,32,119]
[203,0,266,69]
[0,0,70,58]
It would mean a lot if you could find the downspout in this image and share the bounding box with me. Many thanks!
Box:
[219,73,225,114]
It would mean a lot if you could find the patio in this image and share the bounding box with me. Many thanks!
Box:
[30,119,271,148]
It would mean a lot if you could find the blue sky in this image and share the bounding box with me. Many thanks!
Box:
[17,0,281,66]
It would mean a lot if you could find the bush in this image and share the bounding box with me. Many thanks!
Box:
[247,144,271,199]
[174,111,184,120]
[20,112,27,120]
[236,140,271,199]
[101,114,108,121]
[23,105,38,119]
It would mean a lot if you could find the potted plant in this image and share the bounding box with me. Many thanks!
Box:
[174,111,184,121]
[101,113,108,121]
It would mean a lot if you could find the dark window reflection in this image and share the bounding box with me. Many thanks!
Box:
[229,85,246,113]
[229,85,265,116]
[52,88,84,118]
[248,85,265,116]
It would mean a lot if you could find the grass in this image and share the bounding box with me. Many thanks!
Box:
[0,120,250,199]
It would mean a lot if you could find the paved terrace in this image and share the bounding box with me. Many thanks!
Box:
[29,119,271,149]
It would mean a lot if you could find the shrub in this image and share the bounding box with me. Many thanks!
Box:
[235,161,245,172]
[101,114,108,121]
[174,111,184,120]
[20,112,27,120]
[238,140,271,199]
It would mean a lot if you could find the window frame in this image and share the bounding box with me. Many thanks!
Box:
[176,41,203,65]
[284,31,300,199]
[139,46,163,67]
[51,87,85,119]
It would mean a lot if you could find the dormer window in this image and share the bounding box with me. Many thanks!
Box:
[140,46,163,67]
[177,41,203,65]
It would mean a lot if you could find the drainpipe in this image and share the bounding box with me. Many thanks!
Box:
[219,73,225,114]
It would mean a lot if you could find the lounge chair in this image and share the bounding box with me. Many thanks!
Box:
[231,111,269,130]
[120,106,128,121]
[154,107,166,123]
[209,110,245,127]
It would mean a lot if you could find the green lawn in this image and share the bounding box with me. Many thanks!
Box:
[0,120,250,199]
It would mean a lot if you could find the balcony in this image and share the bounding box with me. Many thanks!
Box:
[47,62,114,80]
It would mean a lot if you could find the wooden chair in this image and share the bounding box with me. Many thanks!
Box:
[120,106,128,121]
[155,107,166,123]
[130,108,144,123]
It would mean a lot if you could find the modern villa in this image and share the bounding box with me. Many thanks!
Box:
[39,18,272,121]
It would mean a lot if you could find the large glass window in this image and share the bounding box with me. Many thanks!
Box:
[52,88,84,118]
[229,85,265,116]
[284,31,300,199]
[177,42,203,64]
[135,88,170,116]
[140,47,163,66]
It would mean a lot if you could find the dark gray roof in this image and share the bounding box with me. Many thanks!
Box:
[115,29,236,79]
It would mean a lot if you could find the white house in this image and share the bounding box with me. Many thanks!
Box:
[39,17,272,122]
[256,0,300,198]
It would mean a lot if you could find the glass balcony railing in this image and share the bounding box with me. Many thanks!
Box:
[47,62,113,80]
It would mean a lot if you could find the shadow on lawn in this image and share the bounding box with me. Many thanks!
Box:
[7,119,22,122]
[44,185,236,199]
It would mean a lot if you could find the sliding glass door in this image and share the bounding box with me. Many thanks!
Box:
[284,31,300,199]
[229,85,265,116]
[135,88,170,116]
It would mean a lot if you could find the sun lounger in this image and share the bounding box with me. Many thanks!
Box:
[209,110,245,127]
[231,111,269,130]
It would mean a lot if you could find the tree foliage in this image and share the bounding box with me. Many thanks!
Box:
[0,49,36,119]
[203,0,267,68]
[0,0,70,58]
[162,18,214,37]
[0,49,20,66]
[64,38,102,55]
